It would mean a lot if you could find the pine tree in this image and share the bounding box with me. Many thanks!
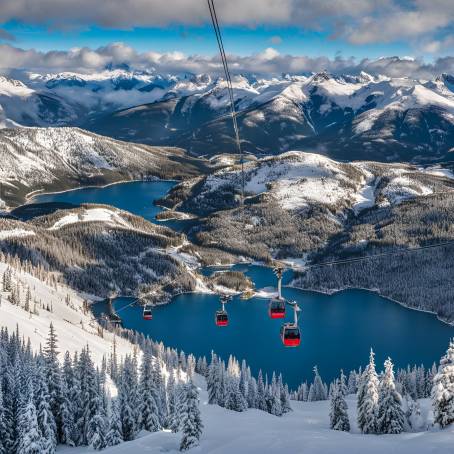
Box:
[207,353,220,405]
[246,377,257,409]
[278,375,292,414]
[43,323,63,442]
[225,376,247,412]
[35,361,57,453]
[60,351,76,446]
[309,366,327,401]
[404,395,424,431]
[179,381,203,451]
[118,355,138,441]
[377,358,405,434]
[348,370,358,394]
[106,400,123,447]
[167,372,179,432]
[357,349,379,434]
[138,350,160,432]
[256,370,267,411]
[432,340,454,428]
[87,413,107,450]
[18,396,44,454]
[329,379,350,432]
[0,386,6,454]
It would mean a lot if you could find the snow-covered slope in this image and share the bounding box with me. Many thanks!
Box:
[66,377,453,454]
[0,260,134,366]
[0,204,202,300]
[192,151,454,214]
[0,126,204,207]
[82,70,454,162]
[1,68,453,162]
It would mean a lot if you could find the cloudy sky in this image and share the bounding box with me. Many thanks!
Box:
[0,0,452,77]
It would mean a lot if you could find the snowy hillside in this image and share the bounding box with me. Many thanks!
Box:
[68,377,453,454]
[0,126,205,207]
[1,69,453,162]
[81,70,454,162]
[185,151,454,214]
[0,260,134,366]
[0,203,204,299]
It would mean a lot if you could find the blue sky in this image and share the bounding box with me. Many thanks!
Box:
[0,1,452,77]
[1,22,412,61]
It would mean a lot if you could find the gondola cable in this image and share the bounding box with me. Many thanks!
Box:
[207,0,245,205]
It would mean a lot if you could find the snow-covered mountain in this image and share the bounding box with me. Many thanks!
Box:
[175,151,454,215]
[0,126,205,207]
[83,71,454,163]
[0,69,452,163]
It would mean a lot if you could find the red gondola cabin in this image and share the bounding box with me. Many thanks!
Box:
[143,305,153,320]
[215,310,228,327]
[280,324,301,347]
[268,298,286,319]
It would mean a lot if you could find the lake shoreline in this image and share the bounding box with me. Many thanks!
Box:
[25,177,178,205]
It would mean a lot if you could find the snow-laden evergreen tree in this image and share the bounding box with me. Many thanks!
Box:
[0,385,6,454]
[87,413,107,450]
[329,379,350,432]
[60,351,76,446]
[18,390,44,454]
[432,339,454,428]
[207,353,220,405]
[118,354,139,441]
[256,370,267,411]
[106,399,123,447]
[246,377,257,408]
[357,349,379,434]
[347,370,358,394]
[151,359,167,424]
[43,323,63,442]
[404,395,424,432]
[179,381,203,451]
[377,358,405,434]
[35,360,57,453]
[338,370,348,398]
[167,372,180,432]
[75,346,101,445]
[138,349,160,432]
[278,375,292,414]
[308,366,327,401]
[225,376,247,412]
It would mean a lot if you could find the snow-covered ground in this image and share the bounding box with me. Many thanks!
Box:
[199,151,454,214]
[49,207,131,230]
[0,261,134,367]
[61,375,453,454]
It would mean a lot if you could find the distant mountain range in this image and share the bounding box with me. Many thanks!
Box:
[0,68,453,163]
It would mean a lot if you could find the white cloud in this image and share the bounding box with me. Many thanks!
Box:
[0,43,452,80]
[0,0,452,47]
[270,35,283,45]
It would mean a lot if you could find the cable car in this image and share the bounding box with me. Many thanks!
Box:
[280,324,301,347]
[215,310,229,327]
[268,298,286,319]
[143,304,153,320]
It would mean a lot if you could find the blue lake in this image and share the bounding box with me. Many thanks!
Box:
[33,180,176,224]
[35,180,454,389]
